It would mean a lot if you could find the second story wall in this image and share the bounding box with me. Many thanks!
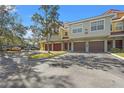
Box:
[66,15,113,39]
[112,21,124,32]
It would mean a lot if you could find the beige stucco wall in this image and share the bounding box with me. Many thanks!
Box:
[47,15,113,42]
[50,34,61,41]
[68,16,112,39]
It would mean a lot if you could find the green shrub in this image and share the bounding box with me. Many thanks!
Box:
[110,48,121,53]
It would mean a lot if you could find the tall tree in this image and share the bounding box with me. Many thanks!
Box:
[0,5,27,48]
[30,25,42,48]
[32,5,62,52]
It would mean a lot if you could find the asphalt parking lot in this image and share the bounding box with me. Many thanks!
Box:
[0,52,124,88]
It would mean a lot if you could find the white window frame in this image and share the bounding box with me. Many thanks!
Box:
[115,22,124,31]
[90,19,105,32]
[72,27,83,33]
[71,24,83,33]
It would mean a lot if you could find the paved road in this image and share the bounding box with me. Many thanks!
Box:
[0,52,124,88]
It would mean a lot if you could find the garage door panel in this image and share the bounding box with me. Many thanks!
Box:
[116,40,122,49]
[89,41,104,53]
[74,42,85,52]
[53,43,61,51]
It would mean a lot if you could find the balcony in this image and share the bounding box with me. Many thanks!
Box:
[111,31,124,35]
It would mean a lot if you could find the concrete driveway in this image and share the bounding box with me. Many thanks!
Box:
[0,52,124,88]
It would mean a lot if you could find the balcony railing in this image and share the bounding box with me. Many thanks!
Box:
[111,31,124,35]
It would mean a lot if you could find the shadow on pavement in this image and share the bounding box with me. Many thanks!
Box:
[0,52,75,88]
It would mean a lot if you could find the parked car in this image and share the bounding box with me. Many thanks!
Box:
[0,45,7,51]
[5,46,12,51]
[30,46,39,50]
[11,46,21,51]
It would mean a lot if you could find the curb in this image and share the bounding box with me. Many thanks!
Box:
[111,53,124,60]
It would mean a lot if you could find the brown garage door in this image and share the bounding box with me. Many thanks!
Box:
[45,44,52,51]
[53,43,61,51]
[89,41,104,53]
[116,40,122,49]
[74,42,85,52]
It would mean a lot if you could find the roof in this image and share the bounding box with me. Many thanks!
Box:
[103,9,124,15]
[64,9,124,25]
[64,14,114,25]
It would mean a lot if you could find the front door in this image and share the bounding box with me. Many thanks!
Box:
[64,42,68,51]
[107,40,113,51]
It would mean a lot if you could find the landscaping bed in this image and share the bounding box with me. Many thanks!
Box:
[29,51,66,59]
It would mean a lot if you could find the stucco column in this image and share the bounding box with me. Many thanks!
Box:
[51,43,54,51]
[113,40,116,48]
[71,42,74,52]
[85,41,89,53]
[104,40,108,52]
[61,42,64,51]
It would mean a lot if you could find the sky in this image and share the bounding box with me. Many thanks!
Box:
[15,5,124,38]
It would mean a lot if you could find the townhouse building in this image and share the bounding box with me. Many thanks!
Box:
[41,9,124,53]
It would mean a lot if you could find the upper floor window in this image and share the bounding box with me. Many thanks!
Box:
[91,20,104,31]
[115,22,124,31]
[72,28,82,33]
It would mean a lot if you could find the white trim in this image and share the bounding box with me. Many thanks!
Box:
[65,14,114,25]
[71,42,74,52]
[89,40,105,42]
[112,16,124,22]
[72,39,105,42]
[73,41,86,42]
[111,53,124,60]
[112,40,116,48]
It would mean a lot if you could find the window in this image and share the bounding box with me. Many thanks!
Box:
[72,28,82,33]
[115,22,124,31]
[91,20,104,31]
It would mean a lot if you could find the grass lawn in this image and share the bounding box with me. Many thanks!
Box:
[115,53,124,57]
[30,51,66,59]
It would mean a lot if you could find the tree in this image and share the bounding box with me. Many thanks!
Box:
[30,25,42,48]
[0,5,15,36]
[0,5,27,48]
[32,5,62,53]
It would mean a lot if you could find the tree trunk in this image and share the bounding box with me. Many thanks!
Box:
[46,33,51,53]
[47,41,50,53]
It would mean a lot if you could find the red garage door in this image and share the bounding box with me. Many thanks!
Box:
[73,42,85,52]
[89,41,104,53]
[45,44,52,51]
[53,43,61,51]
